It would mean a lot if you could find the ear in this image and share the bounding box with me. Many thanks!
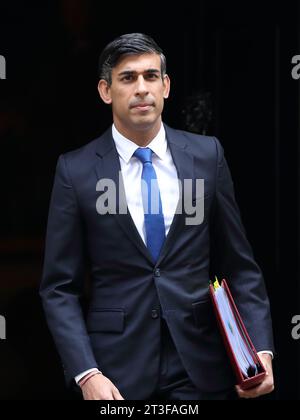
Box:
[98,79,112,104]
[163,74,170,99]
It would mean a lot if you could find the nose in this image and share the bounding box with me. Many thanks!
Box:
[135,75,148,96]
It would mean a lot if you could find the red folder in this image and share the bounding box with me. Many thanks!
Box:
[209,279,266,390]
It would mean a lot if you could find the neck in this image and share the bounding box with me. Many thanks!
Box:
[114,120,162,147]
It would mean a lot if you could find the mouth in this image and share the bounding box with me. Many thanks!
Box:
[131,103,154,111]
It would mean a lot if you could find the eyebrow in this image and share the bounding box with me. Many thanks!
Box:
[117,69,161,77]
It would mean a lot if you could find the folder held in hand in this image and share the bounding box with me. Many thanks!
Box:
[209,277,266,390]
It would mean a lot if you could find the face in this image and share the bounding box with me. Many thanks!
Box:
[98,53,170,140]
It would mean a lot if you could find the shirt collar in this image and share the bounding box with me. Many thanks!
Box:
[112,123,167,164]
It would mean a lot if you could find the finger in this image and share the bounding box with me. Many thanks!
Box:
[238,389,258,399]
[104,393,115,400]
[113,388,125,400]
[236,384,262,399]
[235,385,250,398]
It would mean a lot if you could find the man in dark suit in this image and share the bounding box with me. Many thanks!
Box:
[40,33,274,400]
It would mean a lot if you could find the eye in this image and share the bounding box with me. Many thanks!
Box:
[121,74,133,82]
[146,73,159,80]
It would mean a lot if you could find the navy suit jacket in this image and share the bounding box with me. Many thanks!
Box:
[40,124,274,399]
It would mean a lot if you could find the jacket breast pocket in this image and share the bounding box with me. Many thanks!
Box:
[192,192,211,202]
[86,309,125,333]
[190,194,212,224]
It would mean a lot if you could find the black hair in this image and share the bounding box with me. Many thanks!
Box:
[98,33,167,85]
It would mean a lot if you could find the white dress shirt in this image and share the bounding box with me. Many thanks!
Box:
[112,123,180,243]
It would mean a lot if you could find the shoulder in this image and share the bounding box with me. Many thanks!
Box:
[164,124,224,162]
[62,136,100,166]
[57,127,112,178]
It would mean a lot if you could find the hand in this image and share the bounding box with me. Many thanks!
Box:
[80,373,125,400]
[235,353,274,399]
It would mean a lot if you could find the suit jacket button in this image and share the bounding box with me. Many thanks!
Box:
[151,310,159,319]
[154,268,160,277]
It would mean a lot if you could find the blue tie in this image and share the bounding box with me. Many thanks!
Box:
[133,147,166,262]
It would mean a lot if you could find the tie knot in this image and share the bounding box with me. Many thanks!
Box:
[133,147,153,164]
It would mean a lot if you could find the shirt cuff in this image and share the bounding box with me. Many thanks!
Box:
[75,368,100,385]
[257,350,274,359]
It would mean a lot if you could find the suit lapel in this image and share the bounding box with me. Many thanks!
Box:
[156,125,195,265]
[94,125,195,266]
[94,128,153,264]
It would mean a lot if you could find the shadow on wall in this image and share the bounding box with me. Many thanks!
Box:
[181,91,213,135]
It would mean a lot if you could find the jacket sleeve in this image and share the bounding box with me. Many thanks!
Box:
[209,137,275,353]
[39,154,98,385]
